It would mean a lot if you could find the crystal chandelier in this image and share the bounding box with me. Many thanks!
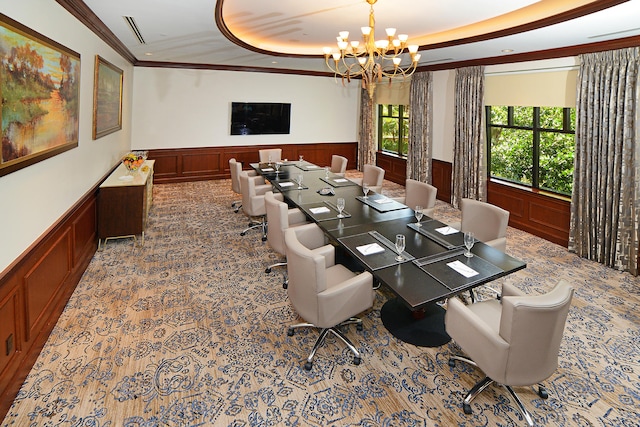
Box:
[323,0,421,99]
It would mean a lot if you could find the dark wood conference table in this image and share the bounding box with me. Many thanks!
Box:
[251,161,526,347]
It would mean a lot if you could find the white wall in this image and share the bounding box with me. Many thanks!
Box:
[0,0,133,272]
[131,68,360,149]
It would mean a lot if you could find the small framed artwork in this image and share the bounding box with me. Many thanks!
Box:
[92,55,123,139]
[1,14,80,177]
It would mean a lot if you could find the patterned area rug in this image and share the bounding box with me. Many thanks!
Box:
[2,174,639,426]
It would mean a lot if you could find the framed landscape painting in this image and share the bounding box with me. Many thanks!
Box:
[92,55,123,139]
[0,14,80,177]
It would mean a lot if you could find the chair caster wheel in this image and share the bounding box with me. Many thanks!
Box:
[287,328,294,336]
[240,232,246,236]
[463,403,472,415]
[353,357,361,365]
[282,283,288,289]
[356,323,363,331]
[448,359,456,368]
[265,267,272,273]
[261,236,267,242]
[304,362,313,371]
[538,387,549,399]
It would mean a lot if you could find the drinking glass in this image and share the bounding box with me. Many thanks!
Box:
[296,173,304,189]
[414,205,423,226]
[299,155,304,162]
[268,155,272,166]
[362,183,370,199]
[324,166,330,178]
[336,198,345,218]
[395,234,406,262]
[464,231,475,258]
[275,162,281,174]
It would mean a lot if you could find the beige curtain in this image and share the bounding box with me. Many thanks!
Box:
[452,66,486,208]
[358,88,376,170]
[407,72,433,182]
[569,47,639,276]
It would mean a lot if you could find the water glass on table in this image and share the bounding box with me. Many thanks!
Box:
[414,205,423,226]
[395,234,406,261]
[363,183,370,199]
[336,198,345,218]
[464,231,475,257]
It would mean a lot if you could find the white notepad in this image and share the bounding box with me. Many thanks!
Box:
[447,260,479,278]
[356,243,385,255]
[309,206,331,214]
[279,182,294,187]
[435,226,459,235]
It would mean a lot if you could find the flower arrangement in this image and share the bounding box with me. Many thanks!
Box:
[122,152,146,172]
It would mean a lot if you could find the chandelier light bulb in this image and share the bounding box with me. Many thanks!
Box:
[323,46,332,55]
[385,28,396,37]
[361,26,372,36]
[408,45,418,54]
[339,31,350,41]
[398,34,408,42]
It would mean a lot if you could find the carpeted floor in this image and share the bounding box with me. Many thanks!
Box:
[2,173,639,426]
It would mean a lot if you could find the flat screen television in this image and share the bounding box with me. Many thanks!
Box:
[230,102,291,135]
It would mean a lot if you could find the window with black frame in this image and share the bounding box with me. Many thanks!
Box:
[378,104,409,157]
[486,106,576,196]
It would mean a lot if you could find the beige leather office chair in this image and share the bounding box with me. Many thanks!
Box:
[445,281,574,427]
[264,191,310,288]
[351,164,385,193]
[393,179,437,218]
[259,148,282,163]
[229,158,260,213]
[450,198,510,251]
[239,171,272,241]
[330,155,348,176]
[284,224,374,370]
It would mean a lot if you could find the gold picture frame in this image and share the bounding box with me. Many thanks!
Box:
[1,14,80,177]
[92,55,123,139]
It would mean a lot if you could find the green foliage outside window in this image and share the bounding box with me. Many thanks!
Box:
[378,105,409,156]
[487,105,575,196]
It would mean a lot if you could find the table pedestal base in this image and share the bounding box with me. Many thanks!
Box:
[380,298,451,347]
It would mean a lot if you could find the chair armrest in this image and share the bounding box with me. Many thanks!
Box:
[501,282,525,297]
[273,192,284,202]
[445,297,509,376]
[255,183,273,196]
[287,208,308,226]
[424,207,435,218]
[318,271,374,324]
[311,244,335,268]
[485,237,506,252]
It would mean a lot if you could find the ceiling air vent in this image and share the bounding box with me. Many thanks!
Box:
[123,16,145,44]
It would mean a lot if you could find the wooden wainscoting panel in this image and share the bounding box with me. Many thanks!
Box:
[182,151,221,177]
[72,198,97,266]
[487,180,570,246]
[23,231,72,341]
[376,152,406,185]
[148,143,358,184]
[432,160,452,203]
[0,292,18,382]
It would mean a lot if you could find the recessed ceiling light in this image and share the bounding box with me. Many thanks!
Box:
[502,49,514,53]
[145,52,153,56]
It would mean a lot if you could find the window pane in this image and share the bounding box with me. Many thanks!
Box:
[381,117,399,153]
[490,106,508,125]
[539,131,574,195]
[490,128,533,185]
[539,107,564,130]
[512,106,533,127]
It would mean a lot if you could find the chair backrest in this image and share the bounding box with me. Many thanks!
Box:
[330,155,348,175]
[239,171,265,216]
[500,280,574,385]
[265,191,289,255]
[284,225,331,325]
[229,158,242,194]
[404,179,437,211]
[362,164,385,187]
[259,148,282,163]
[460,198,509,247]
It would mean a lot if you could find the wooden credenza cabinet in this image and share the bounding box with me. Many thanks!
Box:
[98,160,154,248]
